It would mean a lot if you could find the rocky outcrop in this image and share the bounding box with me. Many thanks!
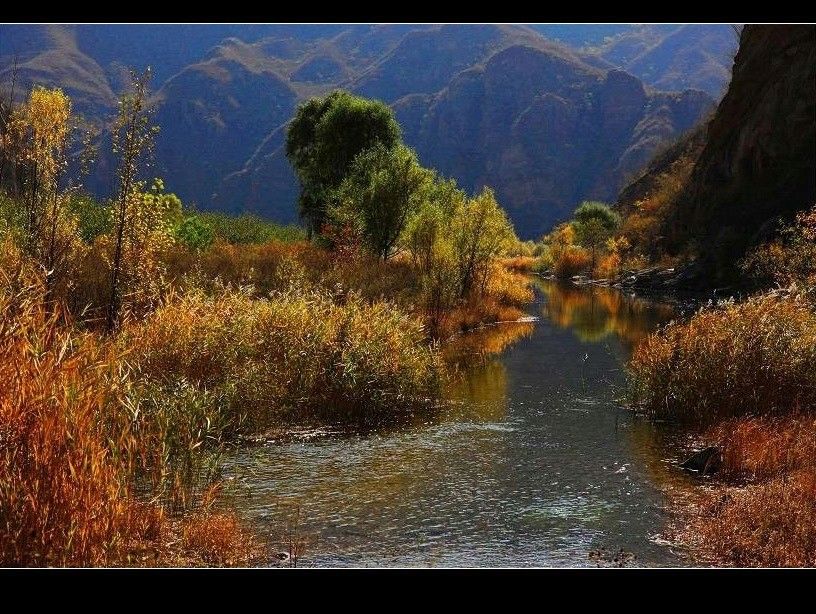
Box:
[665,25,816,281]
[397,46,713,238]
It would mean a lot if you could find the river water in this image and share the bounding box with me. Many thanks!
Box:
[222,278,694,567]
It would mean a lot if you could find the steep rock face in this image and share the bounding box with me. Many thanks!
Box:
[665,25,816,273]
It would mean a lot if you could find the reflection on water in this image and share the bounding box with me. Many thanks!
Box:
[537,278,675,352]
[223,278,690,567]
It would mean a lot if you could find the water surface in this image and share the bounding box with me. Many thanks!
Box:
[223,279,692,567]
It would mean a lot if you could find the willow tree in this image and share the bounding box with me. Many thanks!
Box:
[106,68,158,331]
[451,187,516,297]
[333,143,432,260]
[572,201,621,270]
[285,90,401,237]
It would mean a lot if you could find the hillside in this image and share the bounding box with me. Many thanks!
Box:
[222,38,713,237]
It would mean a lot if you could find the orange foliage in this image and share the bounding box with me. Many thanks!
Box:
[553,246,591,278]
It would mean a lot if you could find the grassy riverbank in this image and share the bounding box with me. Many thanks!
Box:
[627,209,816,566]
[0,85,535,566]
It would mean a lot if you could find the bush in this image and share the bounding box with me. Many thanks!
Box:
[553,246,592,278]
[629,293,816,424]
[197,212,306,245]
[741,205,816,289]
[174,216,214,251]
[685,470,816,567]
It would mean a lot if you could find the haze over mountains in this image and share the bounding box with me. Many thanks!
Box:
[0,24,736,237]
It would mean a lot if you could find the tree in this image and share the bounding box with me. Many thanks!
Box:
[451,187,516,296]
[8,86,86,301]
[285,90,401,236]
[333,143,432,260]
[106,68,159,331]
[404,177,466,274]
[572,201,621,270]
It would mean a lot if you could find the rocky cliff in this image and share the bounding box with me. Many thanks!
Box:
[664,25,816,279]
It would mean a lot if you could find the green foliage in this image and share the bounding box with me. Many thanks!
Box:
[571,201,620,267]
[333,143,433,260]
[451,186,517,295]
[196,212,306,244]
[404,178,466,274]
[174,215,214,251]
[286,90,402,235]
[68,194,111,243]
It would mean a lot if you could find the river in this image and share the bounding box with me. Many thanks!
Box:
[222,278,695,567]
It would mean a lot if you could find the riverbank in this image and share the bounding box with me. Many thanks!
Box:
[220,278,684,567]
[628,290,816,566]
[0,228,534,567]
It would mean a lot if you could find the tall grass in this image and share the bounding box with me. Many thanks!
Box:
[629,293,816,424]
[121,286,443,429]
[684,469,816,567]
[0,254,259,566]
[0,272,135,565]
[681,414,816,566]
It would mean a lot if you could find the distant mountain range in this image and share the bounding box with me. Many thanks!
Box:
[0,24,736,237]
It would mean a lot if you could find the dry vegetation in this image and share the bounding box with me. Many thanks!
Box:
[629,209,816,566]
[0,84,534,566]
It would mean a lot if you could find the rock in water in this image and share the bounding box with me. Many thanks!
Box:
[680,446,721,474]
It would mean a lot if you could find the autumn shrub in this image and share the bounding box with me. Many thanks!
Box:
[741,205,816,290]
[486,262,534,307]
[180,512,257,566]
[553,246,592,278]
[619,153,695,258]
[594,252,622,279]
[707,415,816,483]
[629,293,816,424]
[685,470,816,567]
[0,275,135,566]
[500,255,537,273]
[121,286,443,428]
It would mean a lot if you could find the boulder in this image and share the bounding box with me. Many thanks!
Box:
[679,446,721,474]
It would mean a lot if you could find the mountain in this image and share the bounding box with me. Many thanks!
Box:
[1,24,728,236]
[615,25,816,282]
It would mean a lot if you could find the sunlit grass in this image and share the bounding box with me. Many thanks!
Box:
[629,293,816,425]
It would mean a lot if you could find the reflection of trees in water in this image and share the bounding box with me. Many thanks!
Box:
[442,321,534,367]
[536,279,674,352]
[442,359,509,423]
[626,417,696,500]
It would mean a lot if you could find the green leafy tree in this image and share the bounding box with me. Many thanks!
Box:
[333,143,432,260]
[572,201,621,270]
[451,186,517,296]
[285,90,401,236]
[404,177,466,274]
